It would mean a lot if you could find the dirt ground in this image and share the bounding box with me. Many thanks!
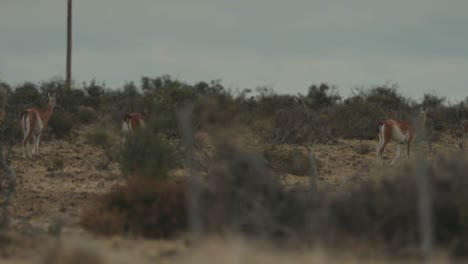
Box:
[0,124,464,263]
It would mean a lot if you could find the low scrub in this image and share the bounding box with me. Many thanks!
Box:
[48,111,74,139]
[80,177,187,239]
[264,145,310,176]
[199,142,324,240]
[329,156,468,247]
[119,128,179,178]
[87,128,110,147]
[77,106,98,124]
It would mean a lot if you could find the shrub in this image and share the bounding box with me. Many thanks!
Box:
[46,157,64,172]
[200,142,324,240]
[268,106,336,144]
[87,128,109,147]
[9,82,41,109]
[355,143,371,155]
[264,145,310,176]
[305,83,341,109]
[329,157,468,247]
[41,246,103,264]
[0,111,23,144]
[48,111,74,139]
[77,106,97,124]
[120,128,179,178]
[332,100,386,139]
[81,177,187,238]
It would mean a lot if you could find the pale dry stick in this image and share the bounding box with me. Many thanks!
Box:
[0,146,17,229]
[416,159,433,263]
[453,124,465,152]
[304,143,318,193]
[178,104,203,241]
[414,127,433,264]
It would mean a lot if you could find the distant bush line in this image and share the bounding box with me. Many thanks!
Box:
[1,76,466,145]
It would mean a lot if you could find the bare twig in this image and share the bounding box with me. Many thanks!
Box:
[297,93,309,112]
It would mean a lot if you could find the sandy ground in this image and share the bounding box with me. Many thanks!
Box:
[0,125,464,263]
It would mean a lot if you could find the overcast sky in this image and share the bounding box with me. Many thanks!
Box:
[1,0,467,101]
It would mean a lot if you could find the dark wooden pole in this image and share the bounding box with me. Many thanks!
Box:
[66,0,72,90]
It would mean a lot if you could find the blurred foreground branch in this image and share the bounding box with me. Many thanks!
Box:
[178,104,203,240]
[304,144,318,193]
[0,146,17,229]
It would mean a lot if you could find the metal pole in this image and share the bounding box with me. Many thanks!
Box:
[66,0,72,90]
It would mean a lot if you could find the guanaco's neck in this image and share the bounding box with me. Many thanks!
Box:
[414,115,426,132]
[42,103,55,126]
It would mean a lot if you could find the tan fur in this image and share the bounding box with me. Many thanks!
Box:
[121,112,146,145]
[376,108,427,166]
[21,93,56,158]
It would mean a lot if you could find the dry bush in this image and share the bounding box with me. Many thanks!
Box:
[41,245,103,264]
[81,177,188,239]
[269,106,336,144]
[264,145,310,176]
[329,156,468,248]
[199,141,325,241]
[355,143,371,155]
[46,156,64,172]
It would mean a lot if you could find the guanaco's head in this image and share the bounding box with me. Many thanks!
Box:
[417,107,428,129]
[48,92,56,108]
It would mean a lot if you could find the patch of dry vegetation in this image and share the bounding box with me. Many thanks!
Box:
[81,177,188,239]
[2,76,468,263]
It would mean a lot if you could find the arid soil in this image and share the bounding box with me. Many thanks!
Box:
[0,124,463,263]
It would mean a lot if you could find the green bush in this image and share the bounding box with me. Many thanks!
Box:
[264,145,310,176]
[48,111,74,139]
[87,128,110,147]
[332,100,386,139]
[78,106,98,124]
[120,128,178,178]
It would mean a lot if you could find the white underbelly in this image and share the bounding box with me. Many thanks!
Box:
[392,126,409,143]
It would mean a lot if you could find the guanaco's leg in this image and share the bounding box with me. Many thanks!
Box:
[390,144,402,166]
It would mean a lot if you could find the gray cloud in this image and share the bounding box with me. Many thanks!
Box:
[1,0,467,100]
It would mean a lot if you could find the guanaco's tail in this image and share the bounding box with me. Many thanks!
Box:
[19,110,29,134]
[123,113,131,122]
[377,121,384,133]
[20,110,28,120]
